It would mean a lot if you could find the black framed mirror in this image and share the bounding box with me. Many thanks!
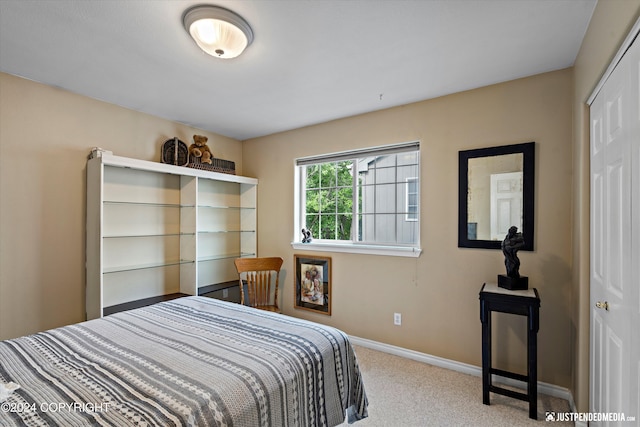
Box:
[458,142,535,250]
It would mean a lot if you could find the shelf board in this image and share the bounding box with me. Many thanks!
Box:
[103,293,189,316]
[197,205,256,210]
[103,202,257,210]
[197,253,256,262]
[104,259,194,274]
[104,200,194,208]
[198,281,238,295]
[198,230,256,234]
[98,153,257,185]
[103,233,195,239]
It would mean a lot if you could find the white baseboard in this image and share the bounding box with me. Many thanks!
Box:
[349,335,578,417]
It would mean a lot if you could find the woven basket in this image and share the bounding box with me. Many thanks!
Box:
[187,155,236,175]
[161,138,189,166]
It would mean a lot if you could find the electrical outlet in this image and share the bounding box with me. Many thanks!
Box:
[222,288,229,299]
[394,313,402,326]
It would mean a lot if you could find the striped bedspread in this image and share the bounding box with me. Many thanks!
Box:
[0,296,368,426]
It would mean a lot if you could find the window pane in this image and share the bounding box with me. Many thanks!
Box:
[306,189,320,214]
[377,214,397,243]
[397,164,419,180]
[306,164,320,189]
[306,214,320,239]
[320,163,337,188]
[375,183,396,214]
[337,186,353,214]
[336,160,353,186]
[359,182,374,214]
[356,213,371,242]
[358,213,397,243]
[397,151,419,166]
[319,214,336,239]
[320,189,335,213]
[372,155,396,169]
[358,164,374,185]
[396,214,418,244]
[337,213,352,240]
[375,164,397,184]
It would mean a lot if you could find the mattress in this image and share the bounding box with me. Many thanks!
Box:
[0,296,368,426]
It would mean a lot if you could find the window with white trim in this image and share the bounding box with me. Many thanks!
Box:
[295,142,420,254]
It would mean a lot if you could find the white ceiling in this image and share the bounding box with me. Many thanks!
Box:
[0,0,596,141]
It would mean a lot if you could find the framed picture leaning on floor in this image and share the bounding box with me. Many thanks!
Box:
[294,255,331,315]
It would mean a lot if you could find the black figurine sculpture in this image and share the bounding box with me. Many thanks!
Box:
[301,228,313,243]
[502,226,524,277]
[498,226,529,290]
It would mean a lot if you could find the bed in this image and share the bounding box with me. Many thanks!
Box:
[0,296,368,426]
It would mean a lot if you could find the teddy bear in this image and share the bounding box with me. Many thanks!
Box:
[188,134,213,164]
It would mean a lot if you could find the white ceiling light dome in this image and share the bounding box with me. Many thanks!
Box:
[183,5,254,59]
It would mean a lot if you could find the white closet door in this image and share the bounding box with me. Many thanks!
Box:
[629,31,640,425]
[590,32,639,424]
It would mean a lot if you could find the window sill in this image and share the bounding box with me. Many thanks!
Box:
[291,242,422,258]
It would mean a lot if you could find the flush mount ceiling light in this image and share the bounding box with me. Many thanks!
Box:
[183,5,253,59]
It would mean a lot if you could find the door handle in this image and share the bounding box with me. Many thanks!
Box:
[595,301,609,311]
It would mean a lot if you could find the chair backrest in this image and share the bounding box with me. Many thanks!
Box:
[234,257,284,311]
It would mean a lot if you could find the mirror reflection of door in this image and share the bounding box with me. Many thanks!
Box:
[467,152,523,241]
[490,172,523,240]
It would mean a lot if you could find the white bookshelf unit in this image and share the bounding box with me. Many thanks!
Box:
[86,153,257,319]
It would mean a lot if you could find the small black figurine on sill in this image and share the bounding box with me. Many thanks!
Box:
[301,228,313,243]
[499,226,529,290]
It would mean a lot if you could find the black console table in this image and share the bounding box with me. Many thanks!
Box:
[479,283,540,419]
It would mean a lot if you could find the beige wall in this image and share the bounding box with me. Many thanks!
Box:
[571,0,640,413]
[244,69,574,388]
[0,72,243,340]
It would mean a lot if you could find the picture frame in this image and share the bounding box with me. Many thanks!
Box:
[294,255,331,315]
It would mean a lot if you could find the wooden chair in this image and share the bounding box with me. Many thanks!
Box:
[234,257,283,313]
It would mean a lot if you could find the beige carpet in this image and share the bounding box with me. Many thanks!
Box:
[340,345,573,426]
